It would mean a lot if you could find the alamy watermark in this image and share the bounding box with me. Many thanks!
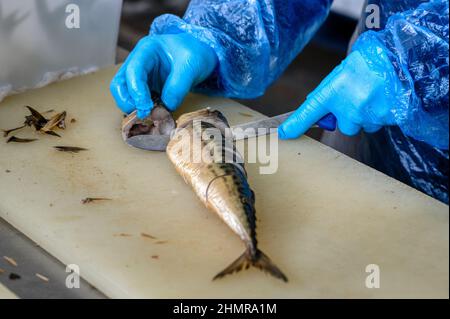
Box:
[365,264,380,289]
[365,4,381,29]
[65,3,80,29]
[169,120,279,175]
[65,264,80,289]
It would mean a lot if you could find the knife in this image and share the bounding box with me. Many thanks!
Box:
[125,112,337,152]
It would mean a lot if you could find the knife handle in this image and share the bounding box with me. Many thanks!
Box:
[316,113,337,131]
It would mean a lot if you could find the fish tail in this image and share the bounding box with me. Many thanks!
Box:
[213,249,288,283]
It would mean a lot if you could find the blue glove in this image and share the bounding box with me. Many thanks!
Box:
[110,33,218,118]
[279,42,402,139]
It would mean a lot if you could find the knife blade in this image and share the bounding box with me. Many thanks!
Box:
[231,111,294,141]
[125,111,336,151]
[231,112,337,141]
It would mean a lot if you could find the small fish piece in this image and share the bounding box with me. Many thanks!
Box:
[6,136,37,143]
[141,233,157,240]
[35,273,49,282]
[114,233,132,237]
[2,125,26,137]
[122,103,175,139]
[9,273,21,280]
[40,111,66,132]
[25,105,47,122]
[22,106,63,137]
[166,108,288,282]
[24,105,48,130]
[3,256,18,267]
[81,197,111,204]
[0,268,5,274]
[44,130,61,137]
[57,120,66,129]
[54,146,88,153]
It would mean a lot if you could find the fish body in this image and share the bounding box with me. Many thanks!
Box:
[166,109,287,282]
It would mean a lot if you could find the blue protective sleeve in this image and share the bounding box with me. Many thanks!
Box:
[150,0,333,99]
[353,0,449,149]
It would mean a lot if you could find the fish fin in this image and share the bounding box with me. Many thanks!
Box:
[213,249,288,283]
[252,249,288,283]
[213,250,250,281]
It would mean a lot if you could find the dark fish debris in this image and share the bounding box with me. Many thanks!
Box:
[141,233,157,240]
[24,106,47,130]
[6,136,38,143]
[2,106,70,144]
[41,111,66,132]
[3,256,18,266]
[54,146,88,153]
[2,125,26,137]
[114,233,132,237]
[9,273,21,280]
[81,197,111,204]
[44,130,61,137]
[35,273,49,282]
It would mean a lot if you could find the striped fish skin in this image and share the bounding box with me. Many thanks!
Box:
[167,109,288,282]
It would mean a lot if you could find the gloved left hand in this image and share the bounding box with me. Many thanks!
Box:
[110,33,218,119]
[278,47,400,139]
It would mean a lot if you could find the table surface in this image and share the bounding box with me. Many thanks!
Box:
[0,66,448,298]
[0,282,17,299]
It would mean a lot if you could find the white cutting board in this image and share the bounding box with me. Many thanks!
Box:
[0,283,17,299]
[0,67,448,298]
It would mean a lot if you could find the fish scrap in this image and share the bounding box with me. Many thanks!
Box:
[35,273,50,282]
[40,111,66,132]
[6,136,38,143]
[2,125,26,137]
[3,256,18,267]
[81,197,111,204]
[54,146,88,153]
[9,273,21,280]
[141,233,157,240]
[2,106,69,143]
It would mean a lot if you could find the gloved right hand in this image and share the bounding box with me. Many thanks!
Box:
[278,47,400,139]
[110,33,218,119]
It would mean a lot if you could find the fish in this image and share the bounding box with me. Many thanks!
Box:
[166,108,288,282]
